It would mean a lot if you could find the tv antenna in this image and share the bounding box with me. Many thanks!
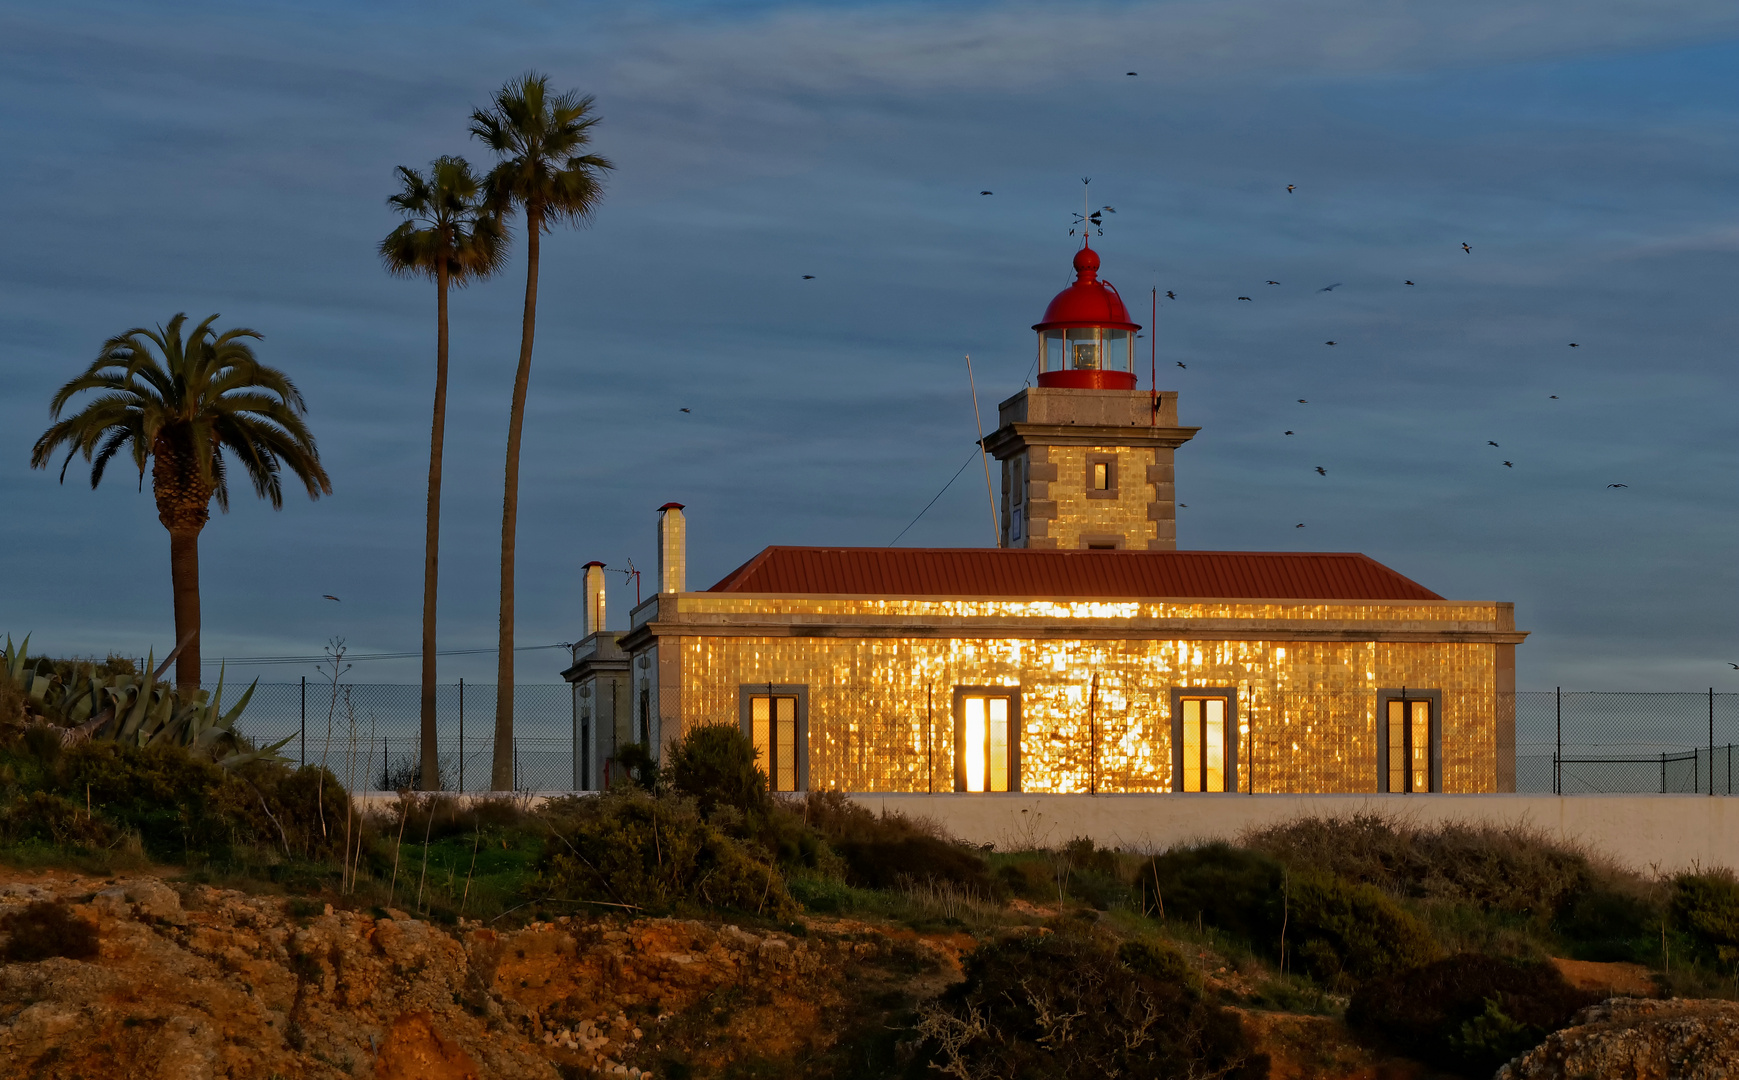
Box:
[607,559,643,607]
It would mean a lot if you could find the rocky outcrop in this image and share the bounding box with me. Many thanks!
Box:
[1496,998,1739,1080]
[0,871,923,1079]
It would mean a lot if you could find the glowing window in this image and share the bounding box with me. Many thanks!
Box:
[1067,328,1100,369]
[958,693,1014,792]
[1178,697,1228,792]
[1092,462,1109,490]
[1385,699,1433,793]
[749,694,799,791]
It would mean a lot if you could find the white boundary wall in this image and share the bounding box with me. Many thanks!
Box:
[848,794,1739,875]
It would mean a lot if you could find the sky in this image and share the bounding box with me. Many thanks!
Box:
[3,0,1739,690]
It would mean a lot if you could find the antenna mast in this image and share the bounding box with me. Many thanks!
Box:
[965,354,1000,548]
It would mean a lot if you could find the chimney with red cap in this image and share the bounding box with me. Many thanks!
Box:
[581,560,607,637]
[657,503,686,594]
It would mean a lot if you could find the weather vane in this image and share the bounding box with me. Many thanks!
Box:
[1070,176,1115,237]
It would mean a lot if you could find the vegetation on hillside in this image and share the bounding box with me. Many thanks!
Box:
[5,679,1739,1079]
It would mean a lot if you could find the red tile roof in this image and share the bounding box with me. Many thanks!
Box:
[707,547,1444,601]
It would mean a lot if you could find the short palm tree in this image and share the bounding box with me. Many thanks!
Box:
[31,314,331,693]
[380,156,507,792]
[471,72,613,790]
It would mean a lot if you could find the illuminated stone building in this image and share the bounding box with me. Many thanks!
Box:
[564,240,1525,796]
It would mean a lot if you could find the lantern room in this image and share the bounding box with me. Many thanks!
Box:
[1033,242,1139,390]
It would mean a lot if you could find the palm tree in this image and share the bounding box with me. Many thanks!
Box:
[31,314,331,693]
[380,156,507,793]
[471,72,612,791]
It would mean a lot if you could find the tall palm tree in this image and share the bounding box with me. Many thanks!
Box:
[31,314,331,693]
[380,156,507,793]
[471,72,612,791]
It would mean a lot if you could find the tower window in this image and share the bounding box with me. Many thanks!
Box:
[1085,454,1118,499]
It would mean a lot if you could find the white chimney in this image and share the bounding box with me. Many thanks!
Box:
[582,560,607,636]
[657,503,686,594]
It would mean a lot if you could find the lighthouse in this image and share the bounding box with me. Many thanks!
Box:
[981,239,1199,550]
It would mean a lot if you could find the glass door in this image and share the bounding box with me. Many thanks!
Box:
[1179,696,1228,792]
[959,693,1013,792]
[749,695,799,792]
[1386,698,1432,793]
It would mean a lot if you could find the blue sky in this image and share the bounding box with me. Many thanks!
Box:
[4,0,1739,688]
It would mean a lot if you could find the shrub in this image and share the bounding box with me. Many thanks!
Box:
[912,922,1264,1080]
[1556,880,1662,961]
[667,724,768,817]
[0,900,99,963]
[1670,868,1739,966]
[0,791,119,848]
[1140,842,1285,941]
[1284,872,1441,986]
[1348,953,1599,1077]
[536,789,794,918]
[803,791,995,896]
[1247,813,1598,921]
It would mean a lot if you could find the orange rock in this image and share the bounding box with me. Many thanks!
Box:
[375,1010,482,1080]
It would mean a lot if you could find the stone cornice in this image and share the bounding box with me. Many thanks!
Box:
[982,422,1200,456]
[626,616,1527,645]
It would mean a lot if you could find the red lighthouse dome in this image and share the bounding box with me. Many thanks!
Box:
[1032,241,1140,390]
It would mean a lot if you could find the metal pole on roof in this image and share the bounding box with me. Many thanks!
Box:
[965,355,1001,548]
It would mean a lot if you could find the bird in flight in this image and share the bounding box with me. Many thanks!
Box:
[1267,280,1281,285]
[1284,430,1294,435]
[1318,283,1342,292]
[1297,399,1308,404]
[1295,523,1306,528]
[1730,663,1739,670]
[802,274,815,279]
[1238,296,1253,301]
[1166,291,1177,300]
[1176,361,1187,369]
[1607,483,1628,488]
[680,408,691,414]
[1287,184,1296,193]
[1502,461,1513,468]
[1325,341,1337,346]
[980,190,993,195]
[1180,503,1188,508]
[1488,441,1499,447]
[323,595,341,602]
[1568,343,1579,348]
[1404,280,1415,286]
[1315,466,1327,476]
[1126,71,1137,76]
[1549,395,1559,399]
[1462,243,1472,253]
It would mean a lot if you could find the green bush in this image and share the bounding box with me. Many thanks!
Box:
[667,723,768,817]
[1141,842,1286,941]
[1284,872,1441,986]
[1556,881,1662,962]
[0,791,119,848]
[1247,813,1597,921]
[1348,953,1599,1077]
[803,791,995,895]
[536,789,795,918]
[911,921,1264,1080]
[1670,868,1739,966]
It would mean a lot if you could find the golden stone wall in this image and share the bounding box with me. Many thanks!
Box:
[1040,444,1158,550]
[665,611,1502,794]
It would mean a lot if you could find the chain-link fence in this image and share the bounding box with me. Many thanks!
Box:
[233,680,574,793]
[230,681,1739,794]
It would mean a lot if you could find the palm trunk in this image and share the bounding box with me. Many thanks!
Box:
[494,207,541,791]
[420,256,451,792]
[152,432,211,696]
[168,528,202,694]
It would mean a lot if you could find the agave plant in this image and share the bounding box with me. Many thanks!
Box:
[1,635,285,769]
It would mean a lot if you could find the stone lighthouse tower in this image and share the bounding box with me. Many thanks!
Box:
[981,239,1198,550]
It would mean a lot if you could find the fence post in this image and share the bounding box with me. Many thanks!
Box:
[1088,672,1099,796]
[514,738,520,792]
[299,676,306,767]
[926,683,933,795]
[1661,751,1667,794]
[1710,688,1716,798]
[458,678,464,795]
